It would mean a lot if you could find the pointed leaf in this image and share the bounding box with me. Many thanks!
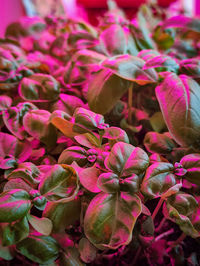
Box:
[101,54,158,84]
[156,73,200,148]
[16,234,59,264]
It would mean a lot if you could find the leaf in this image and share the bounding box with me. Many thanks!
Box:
[23,109,57,148]
[19,74,60,102]
[138,49,160,61]
[78,238,97,263]
[103,127,129,145]
[163,193,199,237]
[105,142,149,176]
[0,240,14,260]
[144,132,176,154]
[0,189,31,222]
[50,112,77,138]
[143,55,179,73]
[74,107,107,131]
[43,198,81,233]
[39,164,78,202]
[149,111,166,132]
[180,154,200,185]
[58,146,87,167]
[162,15,200,33]
[84,192,141,249]
[75,133,101,148]
[0,132,31,169]
[79,166,101,193]
[153,26,175,50]
[59,248,85,266]
[101,54,158,84]
[51,94,84,116]
[2,216,29,246]
[97,172,119,193]
[3,102,37,139]
[155,73,200,148]
[87,69,130,115]
[141,162,176,199]
[0,95,12,111]
[180,58,200,78]
[72,49,106,66]
[166,192,198,217]
[3,178,32,192]
[16,234,59,264]
[28,215,53,236]
[99,24,127,56]
[7,162,41,186]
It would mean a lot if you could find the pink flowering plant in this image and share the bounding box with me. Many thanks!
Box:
[0,1,200,265]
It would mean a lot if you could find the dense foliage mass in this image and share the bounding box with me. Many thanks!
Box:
[0,1,200,265]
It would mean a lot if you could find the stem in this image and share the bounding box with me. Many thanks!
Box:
[166,232,186,253]
[155,228,174,241]
[152,198,164,221]
[132,246,142,265]
[128,83,133,124]
[155,217,166,232]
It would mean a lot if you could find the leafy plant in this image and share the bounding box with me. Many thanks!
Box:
[0,1,200,265]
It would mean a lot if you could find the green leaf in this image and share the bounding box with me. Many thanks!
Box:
[28,215,52,236]
[166,192,198,217]
[0,95,12,111]
[180,58,200,78]
[7,162,40,186]
[101,54,158,84]
[144,132,176,154]
[149,111,166,132]
[19,74,60,102]
[97,172,119,193]
[2,216,29,246]
[79,166,101,193]
[3,178,32,192]
[162,15,200,33]
[0,239,14,260]
[23,109,57,148]
[105,142,149,176]
[180,154,200,185]
[58,146,87,167]
[43,198,81,233]
[87,69,130,115]
[72,49,106,65]
[153,26,175,50]
[39,164,78,202]
[163,193,199,237]
[84,192,142,249]
[143,55,179,73]
[0,189,31,222]
[74,107,107,131]
[156,73,200,148]
[3,102,37,140]
[78,238,97,263]
[50,111,77,138]
[99,24,127,56]
[141,162,176,199]
[59,248,85,266]
[0,132,31,169]
[103,127,129,145]
[51,93,84,116]
[16,234,59,264]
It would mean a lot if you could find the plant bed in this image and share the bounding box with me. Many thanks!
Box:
[0,1,200,265]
